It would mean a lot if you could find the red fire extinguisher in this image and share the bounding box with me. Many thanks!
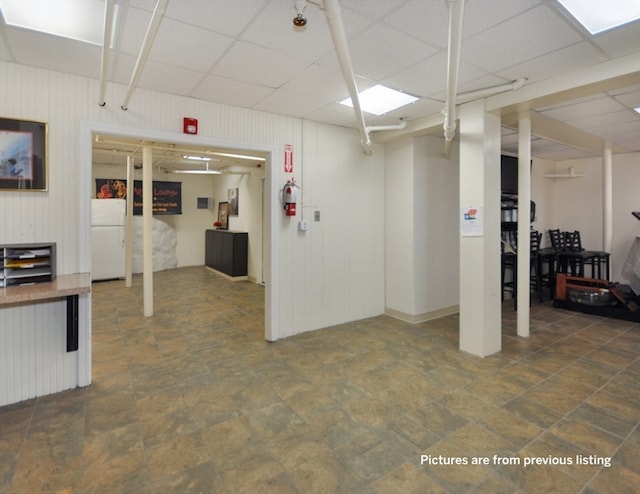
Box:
[282,179,299,216]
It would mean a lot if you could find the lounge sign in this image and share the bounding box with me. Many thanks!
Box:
[95,179,182,215]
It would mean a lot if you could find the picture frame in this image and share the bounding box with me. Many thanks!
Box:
[228,187,239,216]
[0,117,48,191]
[218,201,229,230]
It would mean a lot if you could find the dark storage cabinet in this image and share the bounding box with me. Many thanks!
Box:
[205,230,248,277]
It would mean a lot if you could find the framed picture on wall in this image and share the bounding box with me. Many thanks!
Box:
[218,201,229,230]
[228,187,239,216]
[0,117,48,191]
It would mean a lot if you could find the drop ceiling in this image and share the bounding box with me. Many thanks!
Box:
[1,0,639,166]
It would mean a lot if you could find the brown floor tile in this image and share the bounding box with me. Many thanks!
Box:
[1,267,638,494]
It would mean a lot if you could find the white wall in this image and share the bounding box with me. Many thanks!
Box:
[211,167,265,283]
[548,152,640,282]
[0,61,385,405]
[385,135,459,321]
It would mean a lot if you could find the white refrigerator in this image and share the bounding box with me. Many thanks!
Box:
[91,199,126,280]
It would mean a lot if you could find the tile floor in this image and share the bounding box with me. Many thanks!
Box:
[1,266,639,493]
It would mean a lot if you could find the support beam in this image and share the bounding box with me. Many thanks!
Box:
[125,155,134,288]
[142,147,153,317]
[517,112,531,337]
[458,99,502,357]
[603,142,613,253]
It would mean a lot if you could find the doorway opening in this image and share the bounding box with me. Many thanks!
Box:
[80,122,278,341]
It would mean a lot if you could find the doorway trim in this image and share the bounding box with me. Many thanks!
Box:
[79,121,279,341]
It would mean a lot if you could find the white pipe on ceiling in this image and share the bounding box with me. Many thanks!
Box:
[98,0,115,106]
[121,0,169,111]
[456,78,527,104]
[323,0,372,155]
[366,120,407,133]
[443,0,465,159]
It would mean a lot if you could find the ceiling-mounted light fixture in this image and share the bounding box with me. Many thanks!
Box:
[339,84,419,115]
[0,0,105,44]
[171,161,221,174]
[557,0,640,34]
[293,0,307,31]
[183,155,211,161]
[209,152,264,161]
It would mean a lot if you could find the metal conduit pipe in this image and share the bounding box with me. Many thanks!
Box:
[121,0,168,110]
[98,0,115,106]
[443,0,465,159]
[323,0,372,155]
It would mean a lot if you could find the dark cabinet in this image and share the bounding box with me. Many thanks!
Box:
[205,230,248,277]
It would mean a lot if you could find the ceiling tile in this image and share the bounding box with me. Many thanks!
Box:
[541,96,627,121]
[190,74,274,108]
[149,18,234,72]
[498,41,607,85]
[345,23,438,80]
[164,0,269,38]
[462,4,583,73]
[212,40,305,88]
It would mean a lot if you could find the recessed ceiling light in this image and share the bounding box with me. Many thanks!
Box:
[339,84,419,115]
[0,0,106,45]
[557,0,640,35]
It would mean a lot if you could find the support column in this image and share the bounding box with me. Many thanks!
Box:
[125,155,134,288]
[143,146,153,317]
[603,142,613,253]
[517,112,531,337]
[459,99,502,357]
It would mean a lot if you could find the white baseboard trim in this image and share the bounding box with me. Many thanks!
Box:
[385,305,459,324]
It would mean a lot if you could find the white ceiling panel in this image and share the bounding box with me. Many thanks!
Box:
[542,97,628,121]
[163,0,269,38]
[4,28,101,78]
[136,61,204,97]
[190,74,275,108]
[590,21,640,58]
[499,41,607,85]
[462,0,542,39]
[148,18,234,71]
[462,4,583,73]
[213,40,306,88]
[0,0,637,162]
[345,23,438,80]
[242,0,334,62]
[382,0,450,49]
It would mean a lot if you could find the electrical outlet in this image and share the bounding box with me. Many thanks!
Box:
[314,211,320,221]
[298,220,308,231]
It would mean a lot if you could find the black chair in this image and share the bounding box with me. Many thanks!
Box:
[549,228,581,276]
[501,230,543,309]
[565,230,610,280]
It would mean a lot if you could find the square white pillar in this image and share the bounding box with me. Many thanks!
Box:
[458,99,502,357]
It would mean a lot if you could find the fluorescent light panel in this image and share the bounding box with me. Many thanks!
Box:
[339,84,419,115]
[0,0,106,45]
[172,169,221,175]
[183,155,211,161]
[209,152,264,161]
[557,0,640,34]
[634,106,640,115]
